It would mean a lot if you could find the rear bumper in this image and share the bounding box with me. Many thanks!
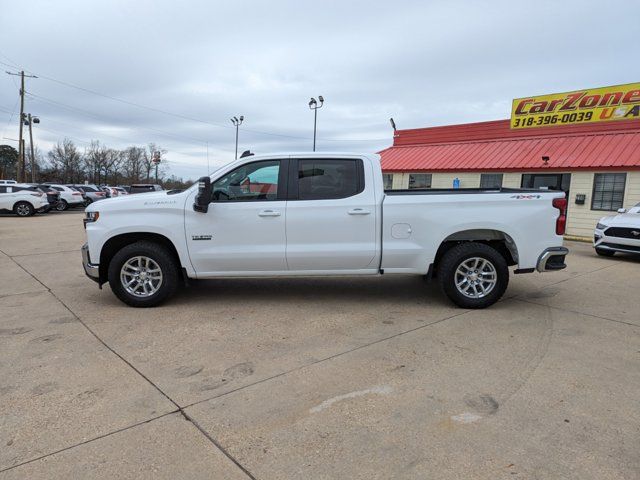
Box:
[536,247,569,272]
[81,243,100,283]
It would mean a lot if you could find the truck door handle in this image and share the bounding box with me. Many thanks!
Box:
[258,209,281,217]
[348,208,371,215]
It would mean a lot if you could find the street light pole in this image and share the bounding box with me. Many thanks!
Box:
[230,116,244,160]
[308,96,324,151]
[27,114,39,182]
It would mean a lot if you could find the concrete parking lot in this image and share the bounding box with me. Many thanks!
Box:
[1,211,639,479]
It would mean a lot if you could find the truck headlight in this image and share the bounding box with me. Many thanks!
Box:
[595,222,607,230]
[83,211,99,228]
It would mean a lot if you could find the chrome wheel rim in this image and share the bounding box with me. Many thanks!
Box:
[56,202,65,211]
[120,256,163,297]
[455,257,497,299]
[16,204,30,216]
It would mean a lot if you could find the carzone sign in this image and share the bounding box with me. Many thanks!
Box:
[511,83,640,129]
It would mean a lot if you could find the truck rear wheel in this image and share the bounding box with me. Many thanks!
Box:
[438,242,509,309]
[108,241,179,307]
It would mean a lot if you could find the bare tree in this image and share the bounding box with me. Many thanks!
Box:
[84,141,110,185]
[122,146,146,182]
[104,148,124,185]
[47,138,84,183]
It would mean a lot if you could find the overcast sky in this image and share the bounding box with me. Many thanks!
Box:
[1,0,639,179]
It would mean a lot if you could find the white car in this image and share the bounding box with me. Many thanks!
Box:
[45,184,85,211]
[0,184,49,217]
[0,179,17,185]
[82,152,568,309]
[594,203,640,256]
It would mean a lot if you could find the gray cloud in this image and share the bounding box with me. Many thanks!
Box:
[1,0,639,178]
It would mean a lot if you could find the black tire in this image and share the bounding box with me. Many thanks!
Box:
[595,248,615,257]
[438,242,509,309]
[14,201,35,217]
[56,199,68,211]
[108,241,179,307]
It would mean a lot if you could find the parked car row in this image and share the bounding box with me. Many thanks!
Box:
[0,180,163,217]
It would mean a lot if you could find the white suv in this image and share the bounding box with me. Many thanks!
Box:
[0,184,49,217]
[594,203,640,256]
[44,184,85,211]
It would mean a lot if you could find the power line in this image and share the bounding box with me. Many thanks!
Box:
[0,57,391,143]
[27,91,211,145]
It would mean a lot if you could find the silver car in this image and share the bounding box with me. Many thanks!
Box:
[69,184,108,204]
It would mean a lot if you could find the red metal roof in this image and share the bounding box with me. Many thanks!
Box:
[380,119,640,172]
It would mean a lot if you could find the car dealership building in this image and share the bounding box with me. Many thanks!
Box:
[379,118,640,238]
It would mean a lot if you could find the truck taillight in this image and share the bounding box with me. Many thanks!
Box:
[553,197,567,236]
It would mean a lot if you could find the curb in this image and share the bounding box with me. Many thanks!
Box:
[564,235,591,243]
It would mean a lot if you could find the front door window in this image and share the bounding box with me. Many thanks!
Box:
[212,160,280,202]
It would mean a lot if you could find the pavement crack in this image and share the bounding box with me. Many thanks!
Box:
[179,410,258,480]
[0,411,179,474]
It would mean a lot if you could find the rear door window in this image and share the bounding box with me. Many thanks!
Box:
[295,159,363,200]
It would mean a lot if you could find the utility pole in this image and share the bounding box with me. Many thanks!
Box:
[230,116,244,160]
[18,73,24,182]
[6,70,37,182]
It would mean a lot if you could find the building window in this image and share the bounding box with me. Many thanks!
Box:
[408,173,432,189]
[480,173,503,188]
[591,173,626,211]
[382,173,393,190]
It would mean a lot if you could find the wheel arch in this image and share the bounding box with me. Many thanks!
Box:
[12,199,36,215]
[98,232,183,285]
[431,229,519,276]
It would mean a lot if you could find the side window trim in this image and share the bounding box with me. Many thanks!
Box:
[210,158,289,203]
[288,158,365,201]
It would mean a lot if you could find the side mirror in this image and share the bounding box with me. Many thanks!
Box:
[617,208,627,214]
[193,176,212,213]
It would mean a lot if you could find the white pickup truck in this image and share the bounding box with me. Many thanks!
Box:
[81,152,568,309]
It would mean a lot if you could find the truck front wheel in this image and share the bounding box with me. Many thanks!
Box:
[108,241,179,307]
[438,242,509,309]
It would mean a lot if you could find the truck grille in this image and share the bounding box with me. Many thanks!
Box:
[604,227,640,239]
